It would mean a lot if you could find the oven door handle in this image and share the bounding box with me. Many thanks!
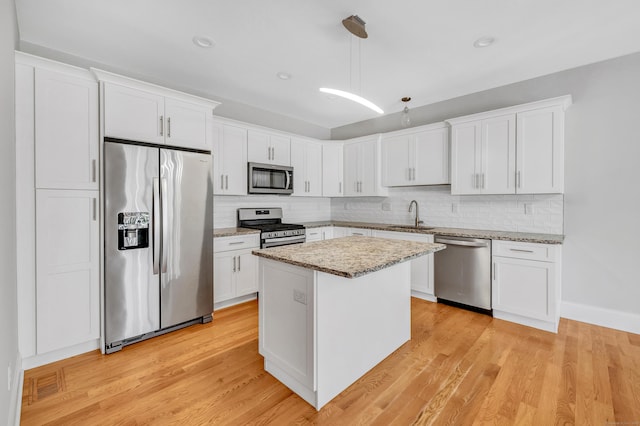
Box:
[263,235,305,245]
[285,170,291,190]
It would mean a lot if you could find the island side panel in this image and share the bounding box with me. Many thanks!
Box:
[258,258,317,406]
[315,261,411,409]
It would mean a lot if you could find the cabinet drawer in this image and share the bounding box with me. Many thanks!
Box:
[214,234,260,253]
[492,240,558,262]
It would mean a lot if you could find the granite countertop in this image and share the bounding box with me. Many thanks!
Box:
[213,227,260,238]
[301,221,564,244]
[252,236,446,279]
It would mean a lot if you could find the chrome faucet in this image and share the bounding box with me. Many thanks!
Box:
[408,200,424,228]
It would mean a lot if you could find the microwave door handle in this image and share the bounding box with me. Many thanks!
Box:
[285,170,291,190]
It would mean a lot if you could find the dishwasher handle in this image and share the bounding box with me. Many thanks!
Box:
[435,237,490,248]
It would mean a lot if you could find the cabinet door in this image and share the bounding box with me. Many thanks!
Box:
[290,139,307,196]
[103,83,165,145]
[414,127,450,185]
[214,251,236,303]
[358,141,378,196]
[305,228,323,242]
[451,121,482,194]
[492,256,556,321]
[481,114,516,194]
[343,143,360,196]
[381,135,411,186]
[213,123,247,195]
[235,252,259,296]
[305,142,323,196]
[35,68,98,190]
[346,228,371,237]
[322,143,344,197]
[516,106,564,194]
[36,189,99,354]
[270,134,291,166]
[164,98,210,150]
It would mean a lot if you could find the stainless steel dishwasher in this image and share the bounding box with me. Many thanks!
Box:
[434,235,492,312]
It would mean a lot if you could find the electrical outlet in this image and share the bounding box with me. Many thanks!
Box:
[7,365,12,391]
[524,203,534,215]
[451,203,458,213]
[293,289,307,305]
[381,202,391,211]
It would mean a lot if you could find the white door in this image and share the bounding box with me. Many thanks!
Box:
[381,135,411,186]
[36,189,99,354]
[451,121,481,194]
[322,143,344,197]
[305,142,323,196]
[269,134,291,166]
[103,83,165,145]
[235,252,259,296]
[343,143,360,196]
[481,114,516,194]
[290,139,307,196]
[214,251,236,303]
[164,98,210,150]
[358,140,377,196]
[213,123,247,195]
[516,106,564,194]
[34,68,98,190]
[492,257,556,321]
[414,127,450,185]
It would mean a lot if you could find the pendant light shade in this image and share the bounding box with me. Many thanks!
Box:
[342,15,368,39]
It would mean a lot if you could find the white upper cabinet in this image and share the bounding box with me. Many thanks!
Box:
[291,138,322,197]
[516,105,565,194]
[322,142,344,197]
[344,135,387,197]
[211,120,248,195]
[448,96,571,195]
[95,69,219,151]
[33,67,98,190]
[381,123,449,186]
[247,129,290,166]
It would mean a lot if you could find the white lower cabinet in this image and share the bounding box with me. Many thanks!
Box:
[35,189,100,354]
[492,240,562,333]
[213,234,260,309]
[305,226,334,242]
[372,230,435,301]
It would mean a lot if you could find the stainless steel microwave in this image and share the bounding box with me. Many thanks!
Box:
[248,162,294,195]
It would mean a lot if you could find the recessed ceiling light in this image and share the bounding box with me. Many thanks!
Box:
[473,37,495,48]
[192,35,214,48]
[276,72,292,80]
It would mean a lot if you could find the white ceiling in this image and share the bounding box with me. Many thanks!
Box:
[15,0,640,129]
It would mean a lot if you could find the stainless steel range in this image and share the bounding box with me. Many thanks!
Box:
[238,208,305,248]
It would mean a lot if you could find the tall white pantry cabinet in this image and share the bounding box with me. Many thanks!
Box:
[16,53,100,367]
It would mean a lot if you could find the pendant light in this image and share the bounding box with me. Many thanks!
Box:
[400,97,411,127]
[319,15,384,115]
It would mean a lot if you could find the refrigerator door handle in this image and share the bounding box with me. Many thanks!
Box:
[153,178,160,275]
[161,178,169,274]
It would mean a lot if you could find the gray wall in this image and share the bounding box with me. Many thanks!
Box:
[0,0,19,423]
[19,42,331,140]
[333,52,640,317]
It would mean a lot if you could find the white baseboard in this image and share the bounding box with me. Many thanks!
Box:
[8,351,23,426]
[214,293,257,311]
[411,290,437,303]
[561,302,640,335]
[22,339,99,370]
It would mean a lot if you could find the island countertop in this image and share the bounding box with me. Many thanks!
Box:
[252,235,446,278]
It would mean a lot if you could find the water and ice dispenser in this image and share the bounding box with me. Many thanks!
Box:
[118,212,150,250]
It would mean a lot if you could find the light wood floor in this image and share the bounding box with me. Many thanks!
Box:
[21,298,640,425]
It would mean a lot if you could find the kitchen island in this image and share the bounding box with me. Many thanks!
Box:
[252,236,445,410]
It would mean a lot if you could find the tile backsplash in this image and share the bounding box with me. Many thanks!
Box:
[215,186,564,234]
[214,195,332,228]
[330,186,564,234]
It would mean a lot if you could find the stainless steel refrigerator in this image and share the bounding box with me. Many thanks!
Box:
[104,140,213,353]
